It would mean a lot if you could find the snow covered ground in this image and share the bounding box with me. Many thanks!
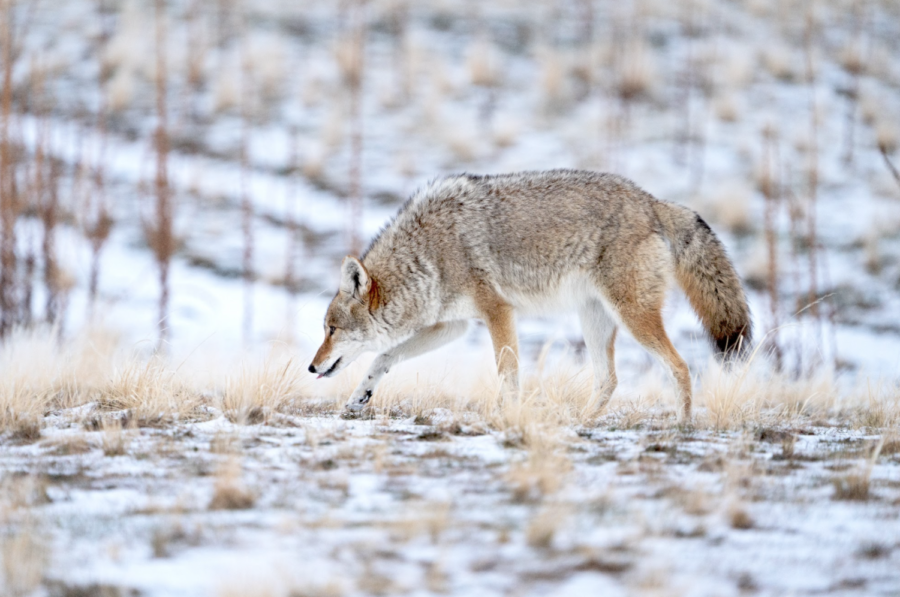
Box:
[3,401,900,597]
[2,0,900,594]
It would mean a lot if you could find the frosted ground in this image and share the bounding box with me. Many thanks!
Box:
[2,0,900,595]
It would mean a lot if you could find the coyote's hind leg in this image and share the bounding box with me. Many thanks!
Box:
[595,237,693,422]
[577,298,618,413]
[618,307,692,422]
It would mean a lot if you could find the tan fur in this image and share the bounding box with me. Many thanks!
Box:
[474,285,519,399]
[311,335,334,369]
[309,170,752,420]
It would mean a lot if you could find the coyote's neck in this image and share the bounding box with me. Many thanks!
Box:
[363,243,440,330]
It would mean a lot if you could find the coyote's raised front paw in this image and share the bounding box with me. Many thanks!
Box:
[344,388,373,412]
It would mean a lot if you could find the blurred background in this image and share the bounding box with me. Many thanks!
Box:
[1,0,900,381]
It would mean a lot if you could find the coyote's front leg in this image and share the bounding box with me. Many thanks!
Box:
[345,321,468,412]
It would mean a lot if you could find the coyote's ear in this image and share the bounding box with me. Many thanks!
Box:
[340,256,371,302]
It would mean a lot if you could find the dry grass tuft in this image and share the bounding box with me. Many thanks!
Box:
[616,40,656,101]
[363,352,601,437]
[1,327,216,435]
[506,435,571,503]
[863,230,882,274]
[221,355,310,424]
[210,431,241,454]
[696,358,838,431]
[467,36,501,88]
[209,459,256,511]
[0,524,45,596]
[492,116,520,149]
[100,358,200,427]
[536,46,568,110]
[101,417,129,456]
[150,522,202,559]
[670,485,714,516]
[833,438,884,502]
[0,329,59,440]
[727,502,754,529]
[0,406,43,442]
[832,473,872,501]
[0,476,50,510]
[702,182,753,236]
[44,434,94,456]
[713,92,740,123]
[383,502,451,544]
[525,504,568,549]
[761,45,796,81]
[851,384,900,430]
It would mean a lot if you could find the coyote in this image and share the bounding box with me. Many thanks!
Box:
[308,170,751,421]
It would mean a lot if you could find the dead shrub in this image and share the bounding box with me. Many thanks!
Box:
[727,502,754,530]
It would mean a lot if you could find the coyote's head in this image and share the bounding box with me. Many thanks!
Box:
[308,256,388,378]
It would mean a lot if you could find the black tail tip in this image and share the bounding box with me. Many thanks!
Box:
[714,326,752,360]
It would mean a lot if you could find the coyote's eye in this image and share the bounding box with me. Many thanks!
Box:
[329,326,336,336]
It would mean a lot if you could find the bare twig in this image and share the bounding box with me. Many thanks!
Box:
[0,0,19,337]
[803,3,822,369]
[151,0,174,352]
[239,1,254,346]
[761,125,782,370]
[879,145,900,190]
[85,0,116,320]
[284,125,301,342]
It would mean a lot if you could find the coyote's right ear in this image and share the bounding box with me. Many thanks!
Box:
[340,256,371,303]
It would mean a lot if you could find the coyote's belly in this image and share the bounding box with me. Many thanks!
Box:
[496,272,599,316]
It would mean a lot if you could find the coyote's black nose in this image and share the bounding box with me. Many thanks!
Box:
[308,364,316,374]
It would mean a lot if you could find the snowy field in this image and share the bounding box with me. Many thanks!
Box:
[4,399,900,597]
[1,0,900,595]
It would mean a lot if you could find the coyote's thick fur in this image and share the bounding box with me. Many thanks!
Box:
[309,170,751,421]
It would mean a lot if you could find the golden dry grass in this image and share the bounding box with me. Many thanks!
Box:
[100,417,129,456]
[832,438,885,501]
[99,358,200,426]
[209,459,256,511]
[221,355,311,424]
[0,523,45,596]
[1,329,898,443]
[525,504,569,549]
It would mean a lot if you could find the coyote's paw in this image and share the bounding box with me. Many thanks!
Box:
[344,388,373,412]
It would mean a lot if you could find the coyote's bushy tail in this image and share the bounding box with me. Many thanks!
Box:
[653,201,752,359]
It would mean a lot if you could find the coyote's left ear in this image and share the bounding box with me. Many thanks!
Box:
[340,256,372,303]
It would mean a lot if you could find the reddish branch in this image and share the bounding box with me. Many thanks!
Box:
[152,0,174,351]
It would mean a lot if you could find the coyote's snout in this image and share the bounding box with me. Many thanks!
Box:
[307,256,385,386]
[310,170,751,420]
